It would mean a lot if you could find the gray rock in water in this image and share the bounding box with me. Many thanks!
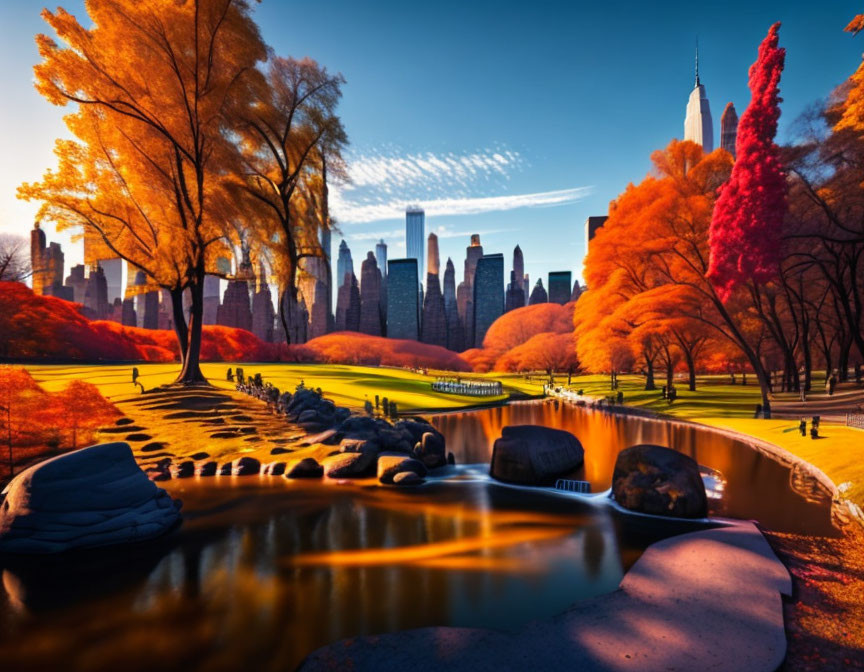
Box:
[393,471,424,486]
[285,457,324,479]
[323,451,377,479]
[378,453,428,484]
[0,442,182,554]
[612,444,707,518]
[413,431,446,469]
[490,425,584,485]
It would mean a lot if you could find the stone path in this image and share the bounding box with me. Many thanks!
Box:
[299,521,791,672]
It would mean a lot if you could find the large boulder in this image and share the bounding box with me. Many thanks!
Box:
[377,453,428,484]
[612,444,708,519]
[490,425,584,485]
[0,442,182,554]
[231,456,261,476]
[323,451,377,479]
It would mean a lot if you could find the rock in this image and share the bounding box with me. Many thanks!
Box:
[612,444,708,519]
[285,457,324,479]
[338,415,380,439]
[394,419,438,445]
[490,425,584,485]
[413,431,446,469]
[339,437,380,455]
[172,461,195,479]
[140,442,167,453]
[197,461,218,477]
[323,451,377,479]
[263,461,286,476]
[0,442,182,554]
[270,447,290,455]
[393,471,424,486]
[191,452,210,460]
[377,453,428,485]
[218,462,233,476]
[232,457,261,476]
[301,428,342,446]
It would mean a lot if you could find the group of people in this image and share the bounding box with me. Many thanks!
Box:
[432,378,503,397]
[798,416,821,439]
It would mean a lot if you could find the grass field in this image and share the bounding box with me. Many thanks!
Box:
[21,363,864,511]
[25,362,543,412]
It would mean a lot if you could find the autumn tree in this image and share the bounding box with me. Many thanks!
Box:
[19,0,268,384]
[52,380,120,450]
[708,22,787,302]
[495,331,579,382]
[233,57,347,344]
[0,367,49,478]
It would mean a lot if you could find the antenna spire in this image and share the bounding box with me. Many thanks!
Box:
[695,38,701,87]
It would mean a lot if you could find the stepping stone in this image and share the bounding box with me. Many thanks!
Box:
[191,452,210,460]
[115,418,135,426]
[140,442,167,452]
[125,433,153,442]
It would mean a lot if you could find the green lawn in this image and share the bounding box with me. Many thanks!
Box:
[25,363,543,412]
[22,363,864,512]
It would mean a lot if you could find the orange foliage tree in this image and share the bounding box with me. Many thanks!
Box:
[18,0,268,385]
[494,332,579,383]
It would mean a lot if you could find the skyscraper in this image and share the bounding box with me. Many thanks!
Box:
[387,259,420,341]
[529,279,548,305]
[512,245,525,299]
[336,239,353,287]
[472,253,504,347]
[548,271,572,304]
[457,234,483,347]
[359,251,384,336]
[375,239,388,279]
[720,102,738,157]
[443,257,464,351]
[421,233,447,347]
[585,216,608,253]
[684,45,713,152]
[405,207,425,285]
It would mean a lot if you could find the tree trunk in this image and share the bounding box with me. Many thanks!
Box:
[176,273,207,385]
[684,349,696,391]
[170,287,189,367]
[644,354,656,391]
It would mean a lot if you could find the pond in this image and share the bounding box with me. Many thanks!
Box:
[0,400,834,672]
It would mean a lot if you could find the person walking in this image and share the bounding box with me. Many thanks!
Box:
[799,418,806,437]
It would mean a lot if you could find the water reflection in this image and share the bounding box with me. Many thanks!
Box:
[432,400,835,535]
[0,478,688,672]
[0,400,835,671]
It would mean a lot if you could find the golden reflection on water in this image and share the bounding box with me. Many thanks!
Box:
[0,401,834,672]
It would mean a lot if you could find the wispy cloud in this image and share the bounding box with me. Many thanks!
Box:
[331,146,591,226]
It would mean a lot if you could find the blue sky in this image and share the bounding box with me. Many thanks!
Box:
[1,0,861,285]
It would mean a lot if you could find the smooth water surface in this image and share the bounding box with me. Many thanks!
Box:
[0,400,834,671]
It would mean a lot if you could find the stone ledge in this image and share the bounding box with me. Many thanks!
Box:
[299,521,790,671]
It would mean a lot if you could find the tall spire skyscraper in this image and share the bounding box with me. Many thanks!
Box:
[684,43,714,152]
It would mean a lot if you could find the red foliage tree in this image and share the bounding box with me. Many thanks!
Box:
[494,332,579,382]
[52,380,121,450]
[708,22,787,301]
[301,332,472,371]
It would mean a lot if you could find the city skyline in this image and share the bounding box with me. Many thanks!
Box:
[2,2,861,285]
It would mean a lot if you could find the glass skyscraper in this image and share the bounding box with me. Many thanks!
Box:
[405,208,425,286]
[386,258,420,340]
[472,253,504,347]
[548,271,572,304]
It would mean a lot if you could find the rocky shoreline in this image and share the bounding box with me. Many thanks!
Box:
[140,381,453,487]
